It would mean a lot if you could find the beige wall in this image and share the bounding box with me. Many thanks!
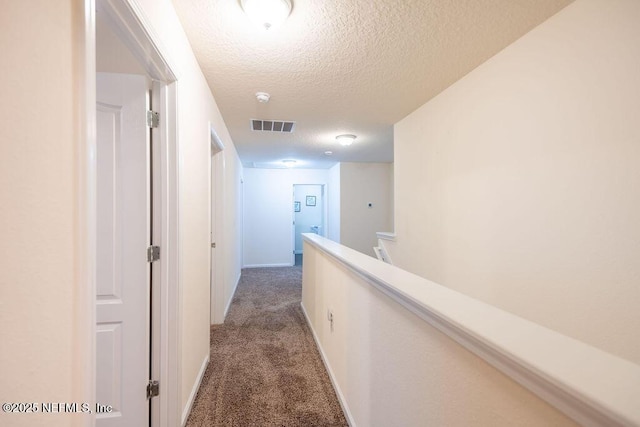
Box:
[132,0,244,413]
[340,163,393,256]
[0,0,244,424]
[0,1,86,426]
[390,0,640,364]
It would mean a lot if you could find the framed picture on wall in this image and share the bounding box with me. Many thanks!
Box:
[294,201,301,212]
[306,195,316,206]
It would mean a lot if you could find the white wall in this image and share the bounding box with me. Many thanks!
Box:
[327,163,341,243]
[389,0,640,364]
[243,168,337,267]
[340,163,393,256]
[302,240,577,427]
[0,3,85,426]
[243,163,393,264]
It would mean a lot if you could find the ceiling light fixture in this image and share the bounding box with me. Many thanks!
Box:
[240,0,292,30]
[336,134,357,146]
[324,151,333,156]
[282,159,297,167]
[255,92,270,103]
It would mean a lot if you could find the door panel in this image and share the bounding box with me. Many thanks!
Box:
[96,103,121,301]
[96,73,150,427]
[96,323,122,411]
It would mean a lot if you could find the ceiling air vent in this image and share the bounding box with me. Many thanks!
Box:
[251,119,295,133]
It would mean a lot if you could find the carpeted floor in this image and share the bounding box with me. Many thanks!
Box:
[185,266,348,427]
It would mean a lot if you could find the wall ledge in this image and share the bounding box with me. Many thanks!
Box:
[375,231,396,241]
[302,233,640,427]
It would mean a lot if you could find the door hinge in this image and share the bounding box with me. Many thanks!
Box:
[147,246,160,262]
[146,380,159,399]
[211,242,216,248]
[147,110,159,128]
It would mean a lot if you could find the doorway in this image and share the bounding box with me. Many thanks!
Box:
[293,184,325,266]
[210,126,225,324]
[92,1,180,426]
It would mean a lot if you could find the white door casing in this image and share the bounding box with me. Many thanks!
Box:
[210,126,225,324]
[96,72,150,427]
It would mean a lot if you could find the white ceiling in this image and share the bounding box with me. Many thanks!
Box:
[172,0,572,169]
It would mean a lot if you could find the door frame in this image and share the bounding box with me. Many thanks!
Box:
[209,125,225,324]
[291,184,327,265]
[81,1,181,426]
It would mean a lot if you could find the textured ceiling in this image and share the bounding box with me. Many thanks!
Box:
[172,0,573,169]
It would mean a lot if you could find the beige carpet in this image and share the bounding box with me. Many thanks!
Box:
[185,266,348,426]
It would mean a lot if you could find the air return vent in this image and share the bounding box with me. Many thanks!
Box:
[251,119,295,133]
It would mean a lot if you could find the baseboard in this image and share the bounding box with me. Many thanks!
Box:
[224,272,241,319]
[181,355,209,426]
[300,303,356,427]
[243,263,292,268]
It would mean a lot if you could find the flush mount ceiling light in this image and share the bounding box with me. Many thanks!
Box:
[336,134,357,146]
[324,151,333,156]
[282,159,297,167]
[241,0,292,30]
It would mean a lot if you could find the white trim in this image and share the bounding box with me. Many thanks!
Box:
[302,233,640,427]
[211,126,225,152]
[223,272,242,319]
[210,122,226,325]
[156,80,181,427]
[375,231,396,241]
[79,2,97,425]
[181,355,209,427]
[300,304,355,427]
[243,263,293,268]
[291,185,296,266]
[374,239,393,265]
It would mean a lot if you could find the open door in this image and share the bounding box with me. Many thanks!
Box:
[96,72,151,426]
[293,184,325,265]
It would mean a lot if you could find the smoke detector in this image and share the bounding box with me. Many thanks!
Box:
[256,92,270,103]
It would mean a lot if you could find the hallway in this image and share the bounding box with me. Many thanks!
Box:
[185,267,347,426]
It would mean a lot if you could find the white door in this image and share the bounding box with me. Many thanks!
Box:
[96,73,151,427]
